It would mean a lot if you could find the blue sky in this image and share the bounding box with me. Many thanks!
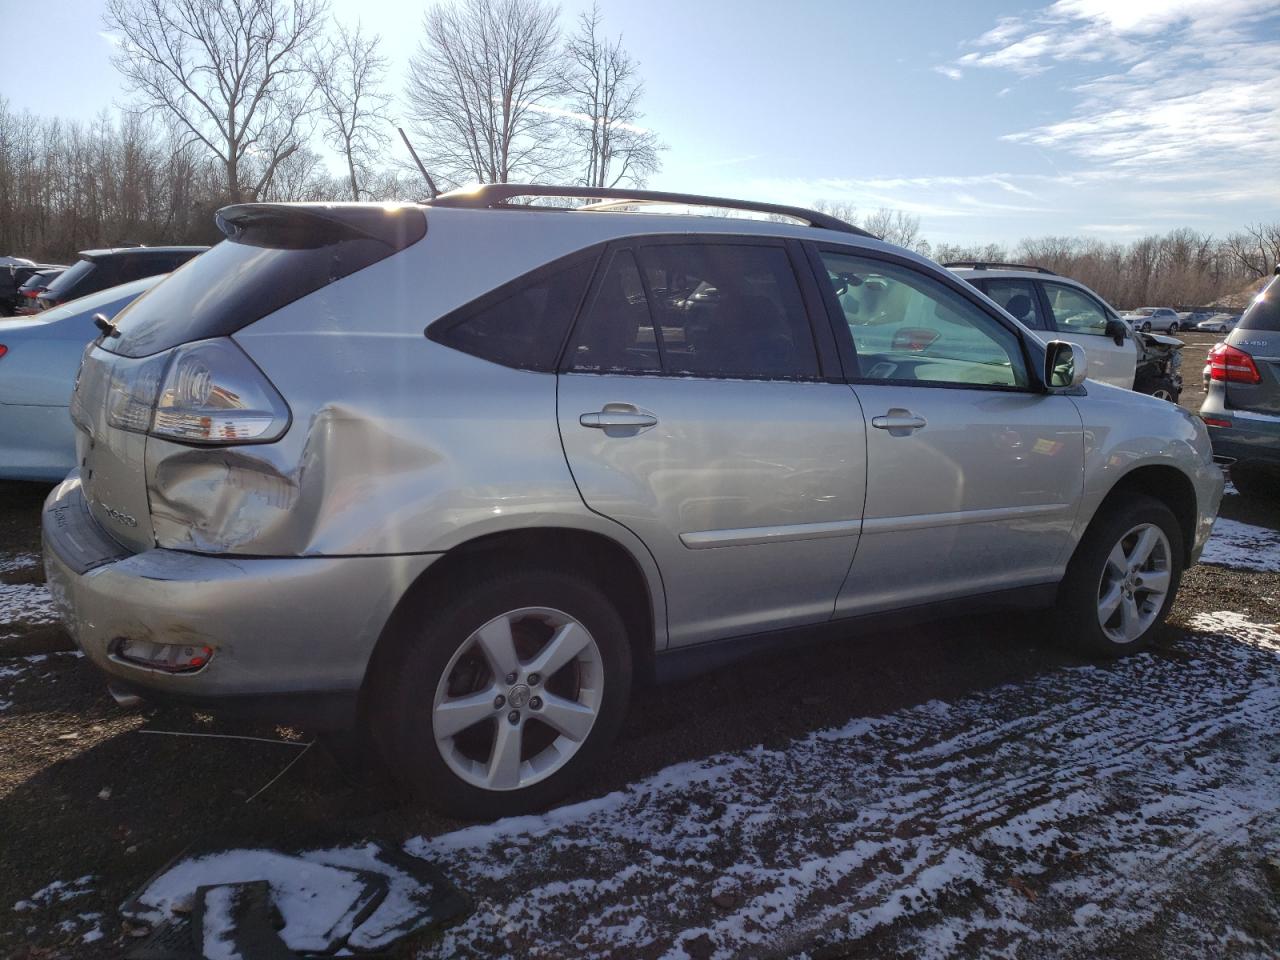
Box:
[3,0,1278,245]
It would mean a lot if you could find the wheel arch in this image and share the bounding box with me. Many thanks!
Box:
[359,525,664,717]
[1091,464,1198,565]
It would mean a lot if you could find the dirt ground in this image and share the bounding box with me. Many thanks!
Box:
[2,332,1278,958]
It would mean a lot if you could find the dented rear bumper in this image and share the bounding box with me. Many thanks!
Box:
[42,472,439,727]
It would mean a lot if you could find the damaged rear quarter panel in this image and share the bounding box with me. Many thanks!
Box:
[145,214,624,558]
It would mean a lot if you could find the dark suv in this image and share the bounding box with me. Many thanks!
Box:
[1200,266,1280,497]
[35,246,207,310]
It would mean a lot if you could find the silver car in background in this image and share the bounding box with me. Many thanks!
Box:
[1,275,163,481]
[43,187,1223,818]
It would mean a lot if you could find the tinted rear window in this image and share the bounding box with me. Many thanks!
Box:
[1239,277,1280,332]
[43,260,93,295]
[104,207,424,360]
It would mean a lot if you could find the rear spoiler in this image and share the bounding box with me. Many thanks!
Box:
[215,203,427,251]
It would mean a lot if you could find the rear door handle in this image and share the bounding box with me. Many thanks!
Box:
[871,409,927,435]
[580,404,658,432]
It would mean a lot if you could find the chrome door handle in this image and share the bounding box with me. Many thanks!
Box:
[871,409,927,435]
[580,407,658,430]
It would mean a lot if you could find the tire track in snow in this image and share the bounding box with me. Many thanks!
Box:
[410,612,1280,960]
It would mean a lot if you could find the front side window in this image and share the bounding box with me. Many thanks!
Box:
[977,278,1047,330]
[1043,282,1109,337]
[820,252,1028,388]
[568,242,820,381]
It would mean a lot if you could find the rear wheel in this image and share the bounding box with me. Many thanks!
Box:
[1168,322,1179,333]
[1057,494,1183,657]
[371,571,632,819]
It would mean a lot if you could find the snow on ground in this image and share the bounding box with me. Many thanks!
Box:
[0,551,56,632]
[13,876,95,913]
[0,652,81,711]
[1201,517,1280,572]
[128,843,448,953]
[410,612,1280,959]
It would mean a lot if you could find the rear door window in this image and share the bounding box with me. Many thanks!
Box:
[975,278,1047,330]
[567,250,660,373]
[571,241,821,380]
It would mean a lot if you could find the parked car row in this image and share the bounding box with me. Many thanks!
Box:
[29,187,1222,819]
[2,246,206,317]
[5,264,67,315]
[945,262,1184,402]
[1199,265,1280,499]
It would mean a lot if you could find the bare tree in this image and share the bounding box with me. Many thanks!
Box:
[406,0,566,186]
[862,208,922,250]
[103,0,327,204]
[1224,223,1280,280]
[563,5,661,188]
[309,20,391,200]
[811,199,858,227]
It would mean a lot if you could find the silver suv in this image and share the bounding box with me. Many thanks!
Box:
[43,186,1224,818]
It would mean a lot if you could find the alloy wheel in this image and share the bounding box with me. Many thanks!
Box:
[432,606,603,791]
[1096,523,1172,644]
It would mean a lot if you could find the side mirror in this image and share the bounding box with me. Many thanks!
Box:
[1104,318,1127,346]
[1045,340,1088,389]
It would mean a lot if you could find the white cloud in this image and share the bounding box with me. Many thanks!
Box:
[934,1,1280,192]
[933,65,963,80]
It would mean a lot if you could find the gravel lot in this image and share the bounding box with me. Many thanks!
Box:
[3,332,1279,959]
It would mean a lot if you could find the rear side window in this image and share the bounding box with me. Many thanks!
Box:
[1239,277,1280,332]
[430,256,597,372]
[568,242,819,381]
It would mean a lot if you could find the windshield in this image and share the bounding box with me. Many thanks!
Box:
[1238,277,1280,332]
[43,258,96,296]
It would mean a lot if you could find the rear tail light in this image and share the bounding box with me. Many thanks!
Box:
[1207,342,1262,384]
[152,339,290,443]
[1201,416,1233,428]
[100,337,289,445]
[891,327,941,352]
[0,345,7,360]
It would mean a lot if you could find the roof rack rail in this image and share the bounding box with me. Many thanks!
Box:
[941,261,1058,276]
[426,183,872,237]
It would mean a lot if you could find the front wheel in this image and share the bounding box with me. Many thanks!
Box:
[1057,494,1183,657]
[1141,321,1153,332]
[371,571,632,820]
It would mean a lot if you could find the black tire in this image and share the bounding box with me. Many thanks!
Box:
[1230,462,1279,500]
[1057,494,1184,658]
[1141,321,1153,332]
[1168,322,1179,333]
[371,570,632,820]
[1141,375,1180,403]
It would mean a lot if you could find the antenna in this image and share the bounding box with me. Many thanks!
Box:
[398,126,439,200]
